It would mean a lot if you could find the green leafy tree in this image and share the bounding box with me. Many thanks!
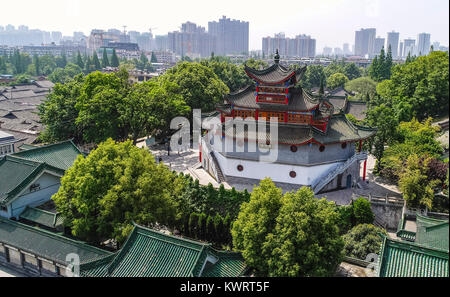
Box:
[52,139,183,245]
[232,179,343,276]
[232,178,284,275]
[343,63,362,80]
[150,52,158,63]
[345,77,377,101]
[366,104,399,170]
[75,51,84,69]
[110,49,120,67]
[158,62,228,111]
[102,48,109,68]
[352,198,374,225]
[92,52,101,70]
[343,224,387,260]
[327,73,349,90]
[38,75,84,142]
[120,80,189,144]
[33,54,40,76]
[300,64,326,89]
[264,187,344,277]
[244,58,268,70]
[200,59,252,92]
[399,154,439,209]
[75,71,129,143]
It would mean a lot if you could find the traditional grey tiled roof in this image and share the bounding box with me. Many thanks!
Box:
[222,114,376,145]
[244,64,306,84]
[225,85,319,112]
[346,101,368,120]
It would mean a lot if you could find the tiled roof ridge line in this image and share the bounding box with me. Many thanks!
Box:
[384,235,449,256]
[133,222,211,249]
[226,85,255,98]
[105,226,138,274]
[13,139,82,156]
[189,245,207,277]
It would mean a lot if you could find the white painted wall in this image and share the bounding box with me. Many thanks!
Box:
[8,172,61,218]
[214,152,343,186]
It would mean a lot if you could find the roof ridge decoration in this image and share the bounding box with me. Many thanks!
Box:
[274,49,280,64]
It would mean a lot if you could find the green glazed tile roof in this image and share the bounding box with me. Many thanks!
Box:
[415,215,449,252]
[377,237,449,277]
[0,156,64,205]
[201,250,248,277]
[19,206,63,229]
[396,230,416,242]
[0,156,40,202]
[0,216,111,265]
[80,224,247,277]
[17,144,38,151]
[12,140,82,171]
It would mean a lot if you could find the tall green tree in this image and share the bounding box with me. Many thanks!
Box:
[232,178,284,275]
[264,187,344,276]
[75,51,84,69]
[102,48,109,68]
[158,62,228,111]
[33,54,40,76]
[150,52,158,63]
[327,73,349,90]
[232,178,343,276]
[52,139,184,245]
[110,49,120,67]
[92,52,101,70]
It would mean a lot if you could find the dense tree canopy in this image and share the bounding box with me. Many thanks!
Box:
[158,62,229,112]
[40,68,189,144]
[300,64,326,89]
[232,178,343,277]
[343,224,387,260]
[375,51,449,121]
[345,77,377,101]
[327,73,349,90]
[52,139,184,245]
[200,58,252,92]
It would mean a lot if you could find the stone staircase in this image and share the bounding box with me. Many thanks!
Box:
[311,152,367,194]
[210,152,226,183]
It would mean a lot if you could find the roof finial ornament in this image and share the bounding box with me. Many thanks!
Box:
[274,49,280,64]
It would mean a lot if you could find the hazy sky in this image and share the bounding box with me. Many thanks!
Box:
[1,0,448,51]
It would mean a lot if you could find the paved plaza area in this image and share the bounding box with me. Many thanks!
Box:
[145,144,401,206]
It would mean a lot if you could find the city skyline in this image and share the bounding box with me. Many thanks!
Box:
[0,0,448,52]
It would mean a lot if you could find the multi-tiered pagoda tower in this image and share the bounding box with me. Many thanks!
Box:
[201,52,376,193]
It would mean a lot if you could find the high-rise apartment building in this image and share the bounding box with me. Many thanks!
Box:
[354,28,376,57]
[374,37,385,56]
[399,42,403,59]
[417,33,431,56]
[386,31,400,58]
[262,33,315,58]
[208,16,249,55]
[403,38,416,57]
[168,22,215,58]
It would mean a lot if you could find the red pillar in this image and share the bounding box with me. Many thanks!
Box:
[199,142,202,163]
[363,159,367,181]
